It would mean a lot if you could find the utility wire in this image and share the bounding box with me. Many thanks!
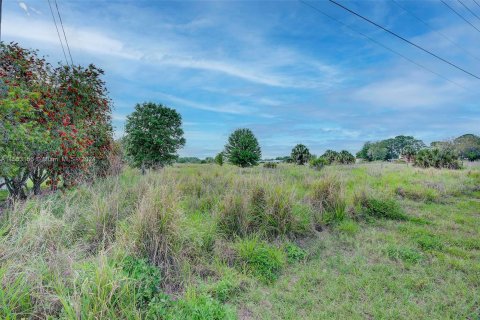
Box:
[392,0,480,62]
[47,0,69,65]
[473,0,480,10]
[299,0,467,89]
[440,0,480,33]
[457,0,480,22]
[327,0,480,80]
[54,0,74,66]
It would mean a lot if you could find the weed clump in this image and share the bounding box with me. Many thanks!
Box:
[218,192,250,238]
[415,233,444,251]
[336,219,359,236]
[0,267,34,319]
[122,256,162,308]
[284,242,307,263]
[235,238,286,283]
[308,177,346,225]
[58,256,140,319]
[395,186,439,203]
[203,272,244,303]
[356,194,408,220]
[218,182,311,239]
[168,288,236,320]
[130,184,183,277]
[386,246,423,264]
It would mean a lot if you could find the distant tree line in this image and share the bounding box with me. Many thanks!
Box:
[355,133,480,169]
[356,135,425,162]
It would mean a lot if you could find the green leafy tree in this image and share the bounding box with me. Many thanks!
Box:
[357,136,425,162]
[291,144,311,165]
[215,152,224,166]
[224,128,261,167]
[453,134,480,161]
[356,142,371,160]
[368,144,388,161]
[389,136,425,159]
[1,43,114,197]
[0,87,49,199]
[125,102,185,169]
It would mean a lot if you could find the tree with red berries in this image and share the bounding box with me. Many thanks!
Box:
[0,43,113,199]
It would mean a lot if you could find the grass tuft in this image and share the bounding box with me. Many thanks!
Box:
[235,237,286,283]
[356,194,408,220]
[308,176,346,225]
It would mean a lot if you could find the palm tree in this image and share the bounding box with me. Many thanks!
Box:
[291,144,311,165]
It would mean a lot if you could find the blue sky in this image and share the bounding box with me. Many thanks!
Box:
[3,0,480,158]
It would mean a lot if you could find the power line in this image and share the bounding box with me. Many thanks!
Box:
[54,0,74,66]
[440,0,480,33]
[457,0,480,22]
[299,0,467,89]
[327,0,480,80]
[392,0,480,62]
[473,0,480,10]
[47,0,69,65]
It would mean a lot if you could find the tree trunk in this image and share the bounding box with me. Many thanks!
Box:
[4,170,29,202]
[30,168,48,196]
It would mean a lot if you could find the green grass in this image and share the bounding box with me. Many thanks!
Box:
[0,190,8,202]
[0,162,479,319]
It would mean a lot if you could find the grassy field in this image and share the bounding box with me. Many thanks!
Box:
[1,162,479,319]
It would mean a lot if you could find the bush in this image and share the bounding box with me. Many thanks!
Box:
[309,157,327,170]
[263,162,277,169]
[414,148,462,169]
[356,195,408,220]
[235,238,286,283]
[309,177,346,224]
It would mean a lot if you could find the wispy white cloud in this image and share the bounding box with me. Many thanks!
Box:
[4,11,340,89]
[18,2,29,15]
[155,92,257,115]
